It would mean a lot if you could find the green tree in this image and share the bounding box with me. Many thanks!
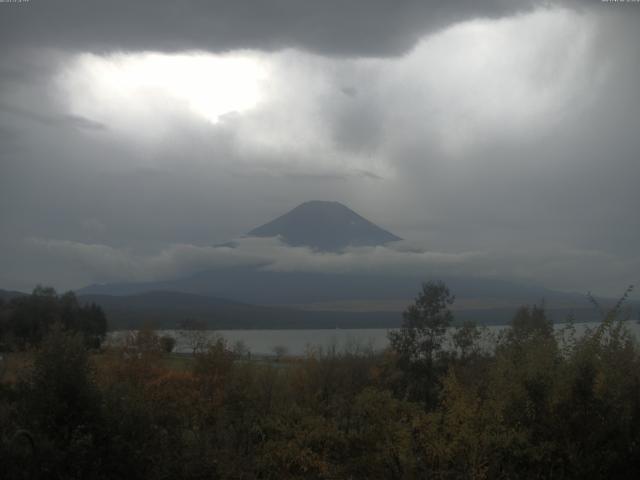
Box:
[507,304,553,343]
[8,286,59,348]
[388,281,455,405]
[3,287,107,350]
[17,326,105,478]
[159,335,176,354]
[452,320,482,361]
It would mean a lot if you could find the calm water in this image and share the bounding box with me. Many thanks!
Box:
[108,321,640,356]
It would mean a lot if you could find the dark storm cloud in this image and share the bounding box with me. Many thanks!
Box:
[1,0,536,56]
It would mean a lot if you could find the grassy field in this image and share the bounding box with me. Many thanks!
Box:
[159,353,195,371]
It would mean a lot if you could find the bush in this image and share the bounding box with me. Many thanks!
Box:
[159,335,176,354]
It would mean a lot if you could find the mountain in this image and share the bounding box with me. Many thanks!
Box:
[247,200,401,251]
[0,289,27,301]
[77,290,401,330]
[75,201,613,327]
[77,286,608,330]
[78,269,611,327]
[80,290,243,310]
[81,268,566,305]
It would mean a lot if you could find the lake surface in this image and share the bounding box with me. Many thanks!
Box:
[108,321,640,356]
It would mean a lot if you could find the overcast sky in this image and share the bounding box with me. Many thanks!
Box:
[1,0,639,297]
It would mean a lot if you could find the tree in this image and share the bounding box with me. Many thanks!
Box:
[17,326,104,478]
[2,287,107,350]
[127,324,161,356]
[8,286,59,348]
[272,345,288,362]
[20,326,101,433]
[178,318,209,355]
[388,281,455,404]
[389,281,454,363]
[159,335,177,354]
[452,320,482,361]
[509,304,553,341]
[231,339,250,358]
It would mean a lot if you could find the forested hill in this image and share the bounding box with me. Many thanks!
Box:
[77,290,402,330]
[0,289,26,302]
[1,286,624,331]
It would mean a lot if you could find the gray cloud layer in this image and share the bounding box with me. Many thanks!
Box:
[1,1,639,297]
[1,0,538,56]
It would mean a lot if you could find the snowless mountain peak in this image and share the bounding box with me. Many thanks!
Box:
[247,201,402,251]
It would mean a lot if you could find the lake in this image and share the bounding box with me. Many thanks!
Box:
[108,321,640,356]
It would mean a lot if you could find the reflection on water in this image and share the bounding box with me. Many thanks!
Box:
[108,321,640,357]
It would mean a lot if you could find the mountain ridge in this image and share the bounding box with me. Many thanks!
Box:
[70,200,626,327]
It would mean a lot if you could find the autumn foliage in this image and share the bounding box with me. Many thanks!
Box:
[1,283,639,479]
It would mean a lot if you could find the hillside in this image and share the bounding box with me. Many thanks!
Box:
[77,290,402,330]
